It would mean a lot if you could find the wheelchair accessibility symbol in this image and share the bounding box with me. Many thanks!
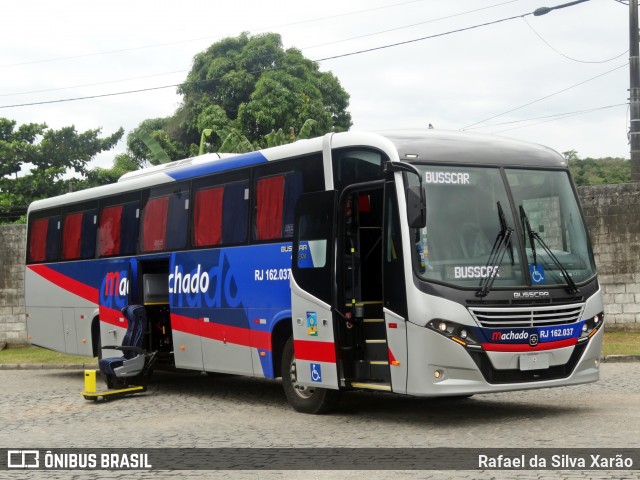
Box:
[529,264,546,285]
[310,363,322,383]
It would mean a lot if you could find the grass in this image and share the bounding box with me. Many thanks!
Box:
[0,344,95,365]
[0,332,638,364]
[601,331,640,356]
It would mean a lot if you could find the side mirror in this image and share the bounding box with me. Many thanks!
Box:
[407,185,426,229]
[384,161,427,229]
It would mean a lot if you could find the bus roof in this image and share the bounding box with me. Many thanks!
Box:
[379,130,567,168]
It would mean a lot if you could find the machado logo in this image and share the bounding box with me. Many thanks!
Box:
[491,330,530,342]
[170,252,241,309]
[99,270,129,310]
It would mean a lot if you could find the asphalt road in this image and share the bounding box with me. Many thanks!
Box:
[0,363,638,479]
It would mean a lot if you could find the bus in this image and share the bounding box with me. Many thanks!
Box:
[25,130,604,413]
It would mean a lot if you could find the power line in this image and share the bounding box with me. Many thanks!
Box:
[469,102,627,132]
[0,84,180,109]
[522,16,628,64]
[462,62,628,130]
[0,8,534,110]
[0,70,188,98]
[491,103,627,133]
[0,1,599,110]
[0,0,430,69]
[302,0,521,51]
[0,0,520,99]
[314,13,530,62]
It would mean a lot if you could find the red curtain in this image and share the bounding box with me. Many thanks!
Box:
[62,213,83,259]
[29,218,49,262]
[99,206,123,256]
[256,176,285,240]
[142,196,169,251]
[194,187,223,246]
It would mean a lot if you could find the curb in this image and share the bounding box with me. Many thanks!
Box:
[600,355,640,363]
[0,363,98,370]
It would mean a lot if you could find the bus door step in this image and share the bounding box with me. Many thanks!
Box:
[350,381,392,392]
[353,359,391,381]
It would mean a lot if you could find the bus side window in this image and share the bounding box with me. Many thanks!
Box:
[142,197,169,251]
[61,209,97,260]
[255,172,304,241]
[193,186,224,247]
[282,172,303,238]
[28,214,60,263]
[141,189,189,253]
[332,149,384,190]
[193,179,250,247]
[98,201,140,257]
[222,180,249,244]
[255,174,285,241]
[99,205,123,256]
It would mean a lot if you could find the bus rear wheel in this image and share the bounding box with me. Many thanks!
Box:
[281,337,340,414]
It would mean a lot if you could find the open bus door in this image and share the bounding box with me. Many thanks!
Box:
[287,190,341,413]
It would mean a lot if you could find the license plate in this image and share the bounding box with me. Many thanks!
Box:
[519,353,550,371]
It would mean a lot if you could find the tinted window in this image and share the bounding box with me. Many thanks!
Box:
[141,186,189,252]
[28,213,60,263]
[61,209,97,260]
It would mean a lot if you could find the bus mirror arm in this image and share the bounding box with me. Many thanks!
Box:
[384,162,426,229]
[406,186,426,229]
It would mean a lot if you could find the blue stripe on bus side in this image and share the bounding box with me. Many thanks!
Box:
[166,151,269,181]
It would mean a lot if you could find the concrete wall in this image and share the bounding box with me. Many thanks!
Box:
[0,224,26,344]
[579,183,640,331]
[1,183,640,344]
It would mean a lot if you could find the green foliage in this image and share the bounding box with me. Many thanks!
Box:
[138,131,171,164]
[265,128,292,148]
[126,117,189,166]
[564,150,631,186]
[0,118,123,223]
[264,119,317,148]
[80,153,139,189]
[127,32,352,160]
[217,128,254,153]
[298,119,317,140]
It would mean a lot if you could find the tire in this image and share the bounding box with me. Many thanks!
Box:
[281,336,340,414]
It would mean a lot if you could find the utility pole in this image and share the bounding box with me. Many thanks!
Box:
[630,0,640,181]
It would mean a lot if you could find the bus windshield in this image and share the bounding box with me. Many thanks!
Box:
[412,165,596,289]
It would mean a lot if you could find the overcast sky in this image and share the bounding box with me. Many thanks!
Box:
[0,0,631,170]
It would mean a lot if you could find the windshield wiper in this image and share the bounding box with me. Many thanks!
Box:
[476,202,514,298]
[519,205,579,295]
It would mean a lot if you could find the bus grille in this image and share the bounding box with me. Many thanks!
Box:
[468,303,585,328]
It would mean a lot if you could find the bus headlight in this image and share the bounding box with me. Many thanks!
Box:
[427,319,478,347]
[579,312,604,341]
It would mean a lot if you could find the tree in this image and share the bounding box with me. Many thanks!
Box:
[80,152,139,189]
[564,150,631,186]
[129,32,351,163]
[0,118,123,223]
[126,118,189,167]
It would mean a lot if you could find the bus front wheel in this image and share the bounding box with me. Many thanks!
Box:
[281,337,340,414]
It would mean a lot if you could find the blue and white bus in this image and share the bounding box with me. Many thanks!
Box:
[25,130,604,413]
